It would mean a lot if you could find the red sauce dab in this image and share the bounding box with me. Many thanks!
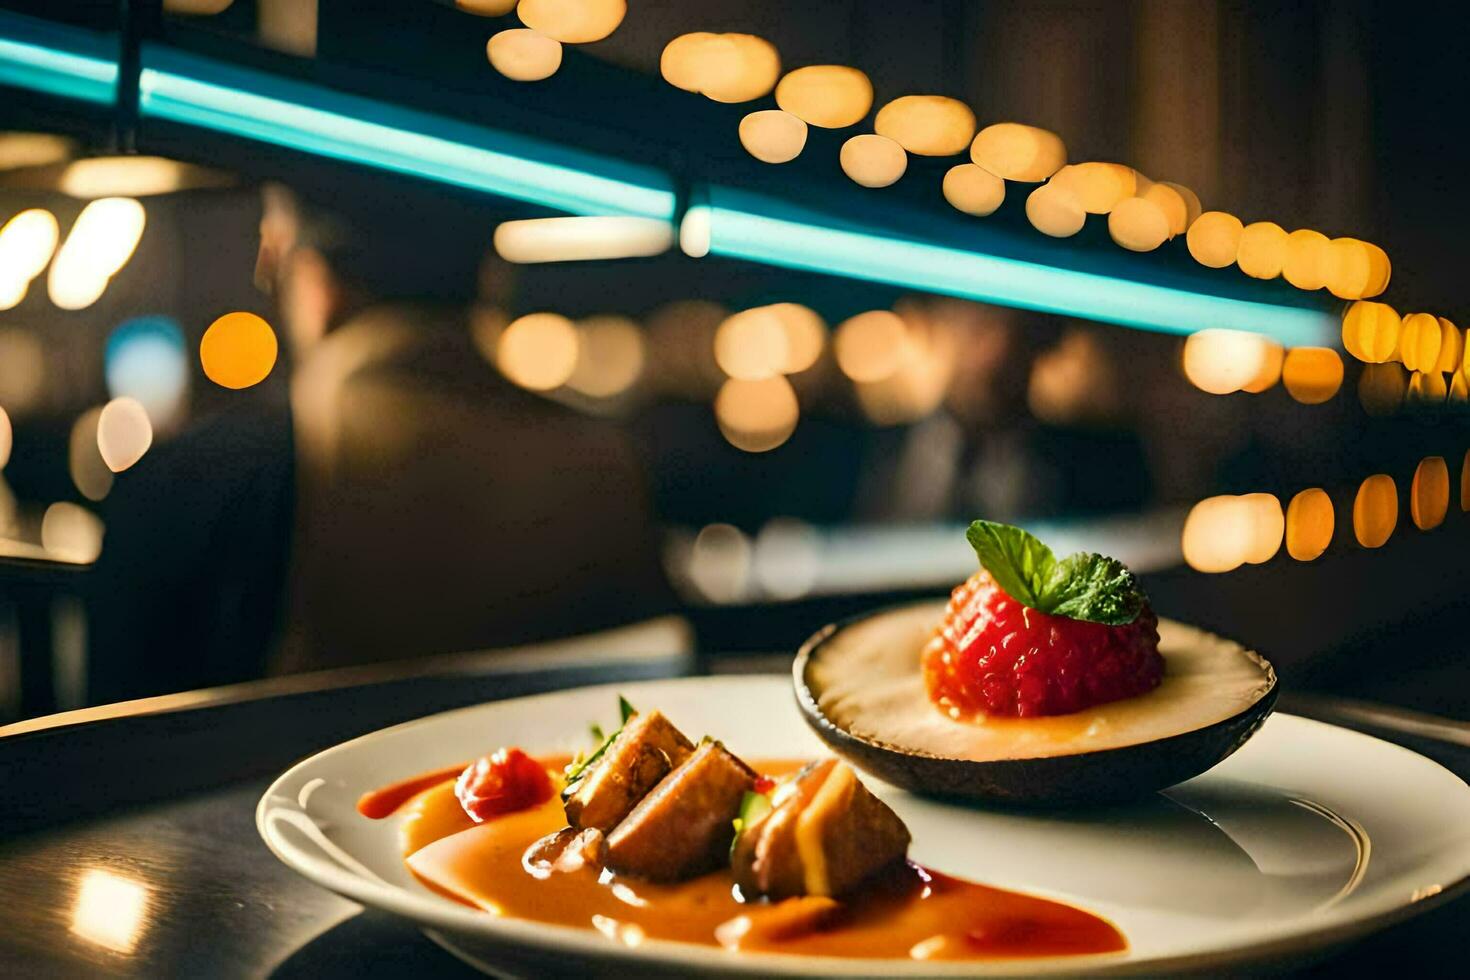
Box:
[357,764,467,819]
[924,570,1163,718]
[370,757,1127,962]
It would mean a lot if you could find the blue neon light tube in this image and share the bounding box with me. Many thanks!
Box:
[137,46,676,221]
[695,187,1335,346]
[0,10,119,105]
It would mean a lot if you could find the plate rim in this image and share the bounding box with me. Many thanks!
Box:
[257,674,1470,977]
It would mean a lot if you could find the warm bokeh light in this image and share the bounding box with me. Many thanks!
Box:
[1433,318,1462,373]
[834,310,908,383]
[1324,238,1372,299]
[660,33,715,91]
[1107,196,1170,252]
[1241,493,1284,564]
[566,314,644,398]
[1237,342,1282,394]
[1353,474,1398,548]
[1285,488,1334,561]
[0,131,73,170]
[1025,182,1086,238]
[200,312,279,389]
[1140,183,1187,237]
[105,316,189,431]
[486,29,563,82]
[457,0,519,14]
[516,0,625,44]
[686,523,751,603]
[0,208,60,309]
[856,307,955,425]
[69,408,113,502]
[70,868,147,952]
[705,35,781,104]
[753,518,821,599]
[492,216,672,262]
[1028,329,1120,425]
[1186,211,1243,268]
[1358,361,1407,415]
[942,164,1005,216]
[1410,456,1449,531]
[715,307,789,381]
[497,312,579,390]
[774,65,873,128]
[1398,313,1443,373]
[1182,329,1278,395]
[766,303,826,374]
[839,134,907,188]
[0,327,45,412]
[0,406,10,470]
[1341,301,1401,364]
[1049,162,1133,214]
[42,502,104,564]
[1235,221,1287,280]
[1362,241,1392,297]
[1162,182,1202,229]
[678,204,711,258]
[873,96,975,156]
[714,375,799,452]
[96,397,154,473]
[968,123,1066,182]
[1406,369,1447,406]
[1282,229,1329,291]
[1182,498,1242,572]
[739,109,807,164]
[1281,347,1343,404]
[664,33,780,103]
[48,197,146,310]
[57,156,225,198]
[1182,495,1282,573]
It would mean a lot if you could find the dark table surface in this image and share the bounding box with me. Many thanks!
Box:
[1,647,1466,978]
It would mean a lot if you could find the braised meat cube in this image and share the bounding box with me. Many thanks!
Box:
[730,759,835,899]
[731,760,909,899]
[564,710,694,833]
[605,740,756,881]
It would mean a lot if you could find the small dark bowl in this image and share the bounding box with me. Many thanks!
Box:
[793,604,1278,806]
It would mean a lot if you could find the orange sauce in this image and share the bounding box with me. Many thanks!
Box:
[356,764,467,819]
[367,758,1126,961]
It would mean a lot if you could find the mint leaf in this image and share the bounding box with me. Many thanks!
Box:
[965,520,1145,625]
[965,520,1054,609]
[1045,553,1143,626]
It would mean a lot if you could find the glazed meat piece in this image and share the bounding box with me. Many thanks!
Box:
[730,760,835,899]
[564,710,695,833]
[605,740,757,881]
[732,760,910,899]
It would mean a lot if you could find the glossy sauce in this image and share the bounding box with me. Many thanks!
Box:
[364,757,1126,961]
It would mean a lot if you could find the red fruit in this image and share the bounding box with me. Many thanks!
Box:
[455,747,554,822]
[923,570,1163,719]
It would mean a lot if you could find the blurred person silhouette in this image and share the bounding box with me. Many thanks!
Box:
[857,300,1150,523]
[84,183,671,706]
[259,185,673,671]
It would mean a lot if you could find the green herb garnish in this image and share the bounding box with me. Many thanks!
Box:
[966,520,1144,626]
[563,696,639,791]
[729,790,773,858]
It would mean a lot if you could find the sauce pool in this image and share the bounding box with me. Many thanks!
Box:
[362,757,1126,962]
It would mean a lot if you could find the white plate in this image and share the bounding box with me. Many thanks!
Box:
[258,675,1470,977]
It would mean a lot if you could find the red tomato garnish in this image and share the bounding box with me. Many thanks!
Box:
[753,775,776,795]
[454,747,554,823]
